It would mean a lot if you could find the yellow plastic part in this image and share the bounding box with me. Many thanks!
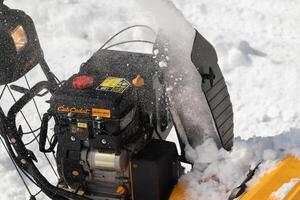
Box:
[240,155,300,200]
[283,181,300,200]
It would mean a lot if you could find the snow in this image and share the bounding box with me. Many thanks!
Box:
[137,0,219,149]
[1,0,300,199]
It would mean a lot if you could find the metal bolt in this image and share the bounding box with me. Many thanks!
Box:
[67,112,74,118]
[70,136,76,142]
[95,117,102,121]
[101,139,107,145]
[21,159,27,165]
[80,62,86,68]
[10,138,17,144]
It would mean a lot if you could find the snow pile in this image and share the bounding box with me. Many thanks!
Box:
[0,0,300,199]
[181,129,300,199]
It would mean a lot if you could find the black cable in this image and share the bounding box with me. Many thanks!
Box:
[33,190,42,197]
[23,127,41,135]
[24,76,42,122]
[49,133,57,144]
[50,72,62,85]
[39,58,58,89]
[24,75,57,160]
[7,86,59,179]
[98,25,156,51]
[154,126,163,140]
[0,84,7,100]
[103,40,154,50]
[24,134,40,146]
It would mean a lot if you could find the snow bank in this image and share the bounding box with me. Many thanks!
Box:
[180,129,300,199]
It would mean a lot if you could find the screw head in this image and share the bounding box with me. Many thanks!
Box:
[101,139,107,145]
[70,136,76,142]
[21,159,27,165]
[95,117,102,121]
[10,138,17,144]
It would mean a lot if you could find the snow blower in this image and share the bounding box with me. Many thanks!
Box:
[0,2,235,200]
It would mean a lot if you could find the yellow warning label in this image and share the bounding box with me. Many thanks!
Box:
[100,77,124,88]
[77,123,88,128]
[92,108,111,118]
[97,77,130,94]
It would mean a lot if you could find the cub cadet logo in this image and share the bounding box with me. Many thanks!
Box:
[57,105,90,115]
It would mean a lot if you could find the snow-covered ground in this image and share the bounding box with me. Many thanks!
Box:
[1,0,300,199]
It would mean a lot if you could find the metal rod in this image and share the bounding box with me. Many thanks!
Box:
[39,58,58,90]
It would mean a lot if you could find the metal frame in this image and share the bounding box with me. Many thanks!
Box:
[0,57,93,199]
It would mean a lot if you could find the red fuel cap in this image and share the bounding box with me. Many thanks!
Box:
[72,75,94,90]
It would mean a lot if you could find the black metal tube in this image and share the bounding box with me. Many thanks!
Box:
[7,81,50,122]
[39,58,58,92]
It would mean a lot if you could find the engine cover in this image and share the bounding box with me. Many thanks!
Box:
[46,49,179,199]
[50,74,146,197]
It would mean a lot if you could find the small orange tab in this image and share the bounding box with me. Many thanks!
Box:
[132,74,144,87]
[116,186,126,195]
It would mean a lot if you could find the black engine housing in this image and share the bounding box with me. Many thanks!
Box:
[45,49,178,200]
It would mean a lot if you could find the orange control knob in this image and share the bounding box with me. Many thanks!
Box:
[71,170,80,177]
[116,185,126,195]
[132,74,144,87]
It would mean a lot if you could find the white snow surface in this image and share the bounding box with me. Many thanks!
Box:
[0,0,300,199]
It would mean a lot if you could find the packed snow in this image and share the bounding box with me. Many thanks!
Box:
[1,0,300,199]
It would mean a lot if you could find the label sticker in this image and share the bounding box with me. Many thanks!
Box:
[97,77,130,94]
[77,123,88,129]
[92,108,111,118]
[57,105,90,115]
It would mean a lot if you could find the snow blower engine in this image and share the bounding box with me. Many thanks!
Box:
[39,50,181,200]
